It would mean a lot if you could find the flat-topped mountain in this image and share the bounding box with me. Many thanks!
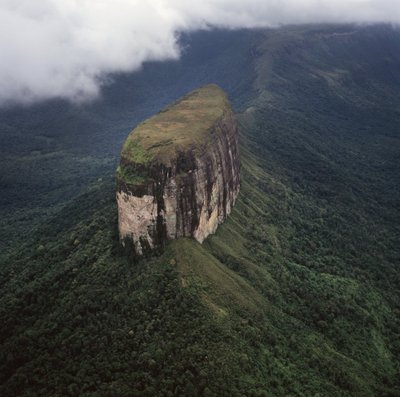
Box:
[117,84,240,255]
[2,26,400,397]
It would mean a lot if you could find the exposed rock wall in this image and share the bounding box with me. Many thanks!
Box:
[117,85,240,256]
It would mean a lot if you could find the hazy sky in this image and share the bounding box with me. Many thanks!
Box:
[1,0,399,106]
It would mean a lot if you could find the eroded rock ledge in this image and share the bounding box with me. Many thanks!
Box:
[116,84,240,255]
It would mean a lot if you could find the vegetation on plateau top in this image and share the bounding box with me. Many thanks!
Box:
[120,84,231,168]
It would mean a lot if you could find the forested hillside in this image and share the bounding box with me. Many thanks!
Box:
[1,24,399,396]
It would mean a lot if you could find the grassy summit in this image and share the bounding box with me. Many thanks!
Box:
[120,84,231,167]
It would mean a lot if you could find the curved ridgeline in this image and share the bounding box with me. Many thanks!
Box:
[116,85,240,256]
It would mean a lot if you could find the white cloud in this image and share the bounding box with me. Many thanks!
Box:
[0,0,399,106]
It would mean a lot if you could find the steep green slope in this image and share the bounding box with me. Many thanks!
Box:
[1,24,400,396]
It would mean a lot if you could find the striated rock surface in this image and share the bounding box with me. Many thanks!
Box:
[116,84,240,255]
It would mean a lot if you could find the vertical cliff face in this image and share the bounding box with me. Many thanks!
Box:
[116,85,240,255]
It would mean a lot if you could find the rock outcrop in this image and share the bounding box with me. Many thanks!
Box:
[116,84,240,255]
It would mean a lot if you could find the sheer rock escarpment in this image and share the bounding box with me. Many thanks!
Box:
[116,85,240,256]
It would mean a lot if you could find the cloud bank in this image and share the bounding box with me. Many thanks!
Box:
[1,0,399,106]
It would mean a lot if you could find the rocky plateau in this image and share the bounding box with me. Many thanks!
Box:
[116,84,240,255]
